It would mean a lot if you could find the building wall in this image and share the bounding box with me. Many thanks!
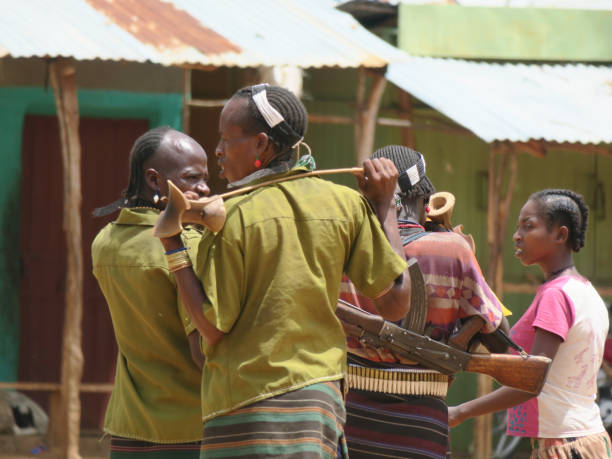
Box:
[0,57,183,382]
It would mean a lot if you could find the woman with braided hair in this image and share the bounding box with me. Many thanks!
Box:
[157,84,413,458]
[449,189,612,459]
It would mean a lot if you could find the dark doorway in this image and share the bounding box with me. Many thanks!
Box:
[19,115,149,429]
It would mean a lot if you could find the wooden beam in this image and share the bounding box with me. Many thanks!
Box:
[354,68,387,164]
[398,90,415,148]
[187,98,228,108]
[0,382,114,393]
[360,71,387,164]
[49,58,84,459]
[182,68,192,134]
[354,67,366,165]
[512,140,546,158]
[474,142,519,459]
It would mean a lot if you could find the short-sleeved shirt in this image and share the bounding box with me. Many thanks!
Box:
[195,168,407,422]
[92,208,203,443]
[340,231,503,363]
[506,275,608,438]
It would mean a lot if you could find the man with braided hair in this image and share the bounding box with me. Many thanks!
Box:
[157,85,413,458]
[92,127,210,458]
[449,189,612,458]
[339,145,506,458]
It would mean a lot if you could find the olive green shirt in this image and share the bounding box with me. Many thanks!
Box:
[92,208,203,443]
[195,168,407,421]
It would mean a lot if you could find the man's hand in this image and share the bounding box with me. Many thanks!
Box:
[357,158,398,218]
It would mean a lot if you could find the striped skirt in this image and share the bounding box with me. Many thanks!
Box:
[345,390,449,459]
[200,380,348,458]
[110,436,202,458]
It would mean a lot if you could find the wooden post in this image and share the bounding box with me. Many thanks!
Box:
[474,142,518,458]
[182,68,192,134]
[49,58,84,459]
[354,67,366,164]
[398,90,415,149]
[354,67,386,164]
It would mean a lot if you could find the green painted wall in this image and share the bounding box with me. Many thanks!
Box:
[0,87,182,382]
[398,4,612,61]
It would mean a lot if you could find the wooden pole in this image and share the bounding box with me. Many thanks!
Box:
[354,67,366,165]
[49,58,84,459]
[0,382,114,393]
[182,68,192,134]
[398,90,415,149]
[474,142,519,458]
[354,68,387,165]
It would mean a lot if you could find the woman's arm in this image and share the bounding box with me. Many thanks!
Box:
[448,327,562,427]
[161,235,225,347]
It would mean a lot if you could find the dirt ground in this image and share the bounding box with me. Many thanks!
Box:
[0,432,108,458]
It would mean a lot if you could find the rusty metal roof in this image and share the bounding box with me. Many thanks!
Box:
[0,0,406,68]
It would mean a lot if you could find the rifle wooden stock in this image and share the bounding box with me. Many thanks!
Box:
[336,302,551,395]
[465,353,550,395]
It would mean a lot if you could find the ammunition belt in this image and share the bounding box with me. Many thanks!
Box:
[347,364,449,397]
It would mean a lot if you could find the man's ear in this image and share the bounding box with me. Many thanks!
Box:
[144,168,162,191]
[255,132,272,156]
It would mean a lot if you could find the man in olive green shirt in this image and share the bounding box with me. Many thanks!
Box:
[159,84,411,458]
[92,127,209,457]
[195,168,407,422]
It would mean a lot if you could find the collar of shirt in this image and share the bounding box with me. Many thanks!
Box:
[228,161,309,189]
[115,207,160,226]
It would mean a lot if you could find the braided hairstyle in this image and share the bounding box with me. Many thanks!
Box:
[124,126,173,204]
[232,85,307,159]
[371,145,435,201]
[92,126,172,216]
[529,189,589,252]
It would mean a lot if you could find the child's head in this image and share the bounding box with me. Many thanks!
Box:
[529,189,588,252]
[514,189,589,268]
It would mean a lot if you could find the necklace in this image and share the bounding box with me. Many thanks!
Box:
[547,264,574,280]
[398,218,424,230]
[129,198,158,210]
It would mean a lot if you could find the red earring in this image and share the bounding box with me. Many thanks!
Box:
[426,206,431,213]
[254,155,262,168]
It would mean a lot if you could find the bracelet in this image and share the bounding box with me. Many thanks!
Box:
[166,251,192,272]
[165,246,188,255]
[169,260,192,273]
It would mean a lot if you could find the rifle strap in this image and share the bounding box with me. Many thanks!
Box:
[495,328,529,358]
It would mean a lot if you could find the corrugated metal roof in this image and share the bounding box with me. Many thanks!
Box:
[0,0,407,68]
[387,58,612,144]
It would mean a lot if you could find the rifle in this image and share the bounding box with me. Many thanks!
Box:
[337,300,551,395]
